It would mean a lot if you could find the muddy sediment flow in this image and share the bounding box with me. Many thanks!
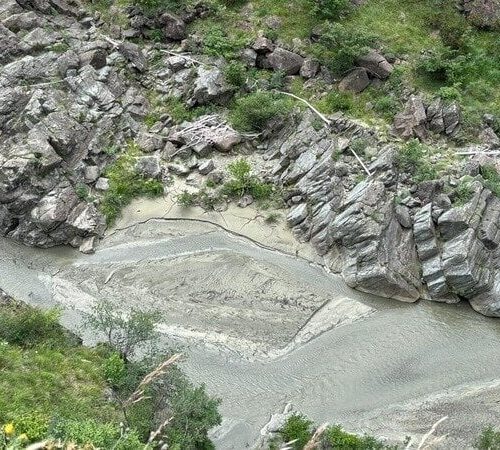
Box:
[1,197,500,449]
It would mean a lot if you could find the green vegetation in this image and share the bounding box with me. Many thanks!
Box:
[476,425,500,450]
[480,164,500,197]
[396,140,439,183]
[221,158,274,200]
[229,92,293,132]
[452,178,475,206]
[0,299,221,449]
[100,143,164,225]
[272,414,399,449]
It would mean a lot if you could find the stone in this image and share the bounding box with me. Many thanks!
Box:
[299,58,320,78]
[95,177,109,191]
[356,50,393,79]
[198,159,215,175]
[238,195,254,208]
[442,102,461,135]
[207,171,224,185]
[168,162,191,176]
[393,95,428,140]
[79,48,107,70]
[159,12,186,40]
[463,0,500,29]
[287,203,308,226]
[84,165,100,183]
[165,55,188,72]
[118,41,147,72]
[395,205,412,228]
[252,36,275,53]
[338,68,370,93]
[135,131,164,153]
[79,235,98,254]
[240,48,257,67]
[263,47,304,75]
[135,156,162,178]
[192,67,233,105]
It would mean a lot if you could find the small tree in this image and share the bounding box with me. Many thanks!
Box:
[82,300,159,361]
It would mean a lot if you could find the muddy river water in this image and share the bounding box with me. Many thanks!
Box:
[1,202,500,449]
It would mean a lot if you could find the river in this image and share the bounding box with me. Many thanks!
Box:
[1,206,499,449]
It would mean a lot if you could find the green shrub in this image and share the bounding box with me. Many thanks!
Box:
[202,25,247,58]
[373,95,398,120]
[318,90,354,113]
[325,424,387,449]
[100,144,164,225]
[416,46,456,82]
[221,159,274,200]
[452,179,475,206]
[475,425,500,450]
[269,70,287,90]
[0,306,66,348]
[51,419,143,450]
[280,414,313,450]
[224,61,247,87]
[315,23,376,74]
[480,164,500,197]
[12,411,50,442]
[312,0,350,20]
[177,190,198,207]
[104,352,127,389]
[75,183,90,200]
[229,92,292,132]
[397,140,438,182]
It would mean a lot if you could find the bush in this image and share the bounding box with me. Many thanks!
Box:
[202,25,247,58]
[452,179,475,206]
[315,23,376,74]
[221,159,274,200]
[100,143,164,225]
[325,424,387,449]
[318,90,354,114]
[397,140,438,182]
[224,61,247,87]
[0,305,66,348]
[11,411,50,442]
[312,0,350,20]
[480,164,500,197]
[416,46,456,82]
[476,425,500,450]
[51,419,143,450]
[229,92,292,132]
[82,299,159,360]
[280,414,313,450]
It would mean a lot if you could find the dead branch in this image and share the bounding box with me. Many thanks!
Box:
[304,423,329,450]
[414,416,448,450]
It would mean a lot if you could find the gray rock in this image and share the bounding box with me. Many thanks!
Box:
[198,159,215,175]
[395,205,412,228]
[252,36,275,53]
[356,50,393,79]
[442,103,461,136]
[263,47,304,75]
[118,41,147,72]
[238,194,254,208]
[168,162,191,176]
[393,95,428,140]
[192,67,233,105]
[135,156,162,179]
[299,58,320,78]
[95,177,109,191]
[159,12,186,40]
[240,48,257,67]
[338,68,370,93]
[80,48,107,70]
[84,165,100,183]
[463,0,500,29]
[287,203,308,226]
[79,235,98,254]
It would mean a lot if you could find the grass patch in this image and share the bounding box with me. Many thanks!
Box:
[221,158,275,200]
[100,143,164,225]
[480,165,500,197]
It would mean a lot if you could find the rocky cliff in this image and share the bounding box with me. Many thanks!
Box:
[1,0,500,318]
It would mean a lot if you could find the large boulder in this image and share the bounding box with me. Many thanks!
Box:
[392,95,428,140]
[463,0,500,29]
[159,12,186,40]
[338,68,370,93]
[192,67,233,105]
[356,50,393,79]
[262,47,304,75]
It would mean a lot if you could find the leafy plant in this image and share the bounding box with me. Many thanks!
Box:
[312,0,350,20]
[480,164,500,197]
[229,92,293,132]
[280,414,313,450]
[397,140,438,182]
[222,159,274,200]
[100,143,164,225]
[325,424,387,449]
[224,61,247,87]
[82,299,159,361]
[475,425,500,450]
